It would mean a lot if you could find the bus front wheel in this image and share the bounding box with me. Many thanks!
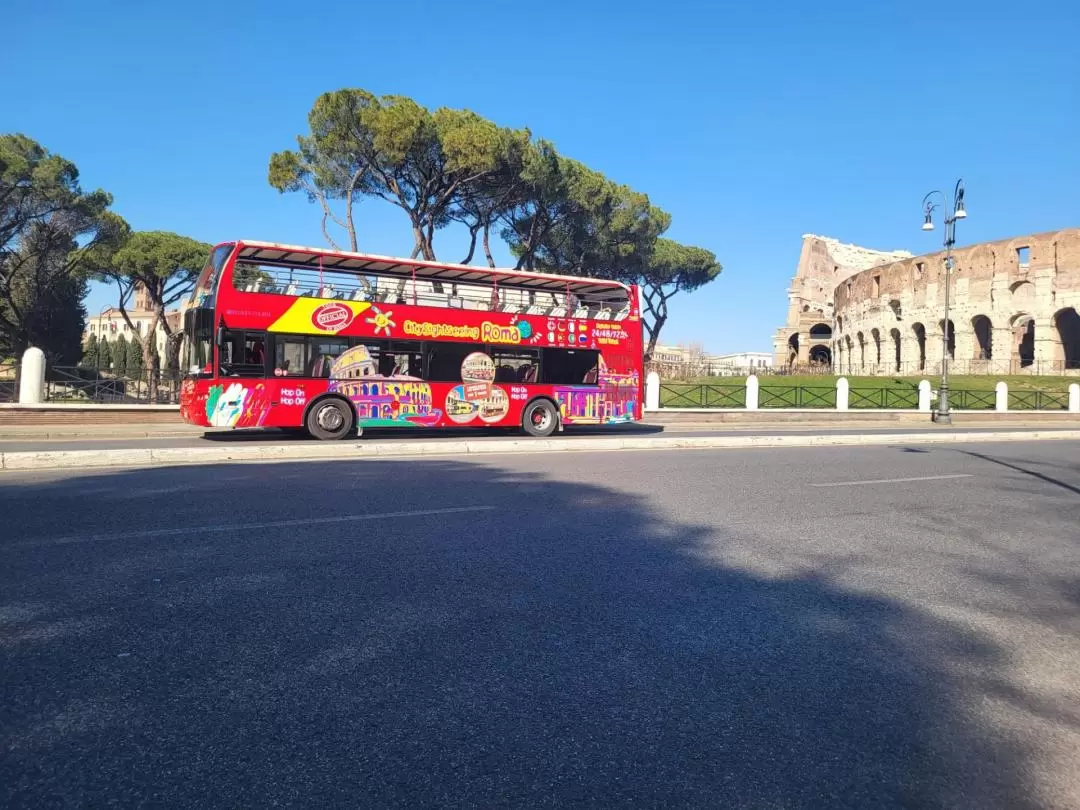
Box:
[522,399,558,438]
[306,398,354,441]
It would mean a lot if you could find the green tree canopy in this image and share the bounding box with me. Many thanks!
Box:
[269,91,722,351]
[93,230,210,398]
[0,134,124,361]
[633,238,722,357]
[270,89,530,260]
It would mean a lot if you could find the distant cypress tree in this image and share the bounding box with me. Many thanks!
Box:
[99,338,113,371]
[114,333,129,376]
[81,333,99,369]
[127,334,144,377]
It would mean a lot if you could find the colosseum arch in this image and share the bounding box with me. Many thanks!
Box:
[1010,280,1035,311]
[844,335,854,374]
[808,322,832,342]
[870,328,882,367]
[1011,313,1035,368]
[938,319,956,360]
[971,315,993,360]
[889,328,902,372]
[809,344,832,366]
[856,332,866,371]
[911,323,927,371]
[787,333,799,366]
[1054,308,1080,369]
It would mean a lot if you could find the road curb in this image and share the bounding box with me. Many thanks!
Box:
[4,429,1080,471]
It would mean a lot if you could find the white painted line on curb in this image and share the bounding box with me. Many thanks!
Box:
[30,505,496,545]
[811,473,973,487]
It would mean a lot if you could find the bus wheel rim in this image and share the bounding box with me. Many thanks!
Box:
[532,408,551,430]
[317,404,345,431]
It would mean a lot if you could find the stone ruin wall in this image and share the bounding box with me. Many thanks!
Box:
[773,235,912,367]
[830,228,1080,375]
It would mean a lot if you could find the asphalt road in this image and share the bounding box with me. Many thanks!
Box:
[4,442,1080,808]
[3,422,1080,452]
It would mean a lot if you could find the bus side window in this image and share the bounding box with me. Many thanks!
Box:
[275,338,308,377]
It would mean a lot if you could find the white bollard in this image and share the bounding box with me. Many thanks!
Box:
[18,347,46,405]
[995,381,1008,412]
[645,371,660,411]
[836,377,849,411]
[745,374,759,411]
[1069,383,1080,414]
[918,380,932,412]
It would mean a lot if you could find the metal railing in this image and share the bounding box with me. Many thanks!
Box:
[659,383,745,408]
[46,366,182,404]
[848,387,920,409]
[758,385,836,408]
[831,358,1080,377]
[1007,390,1069,411]
[0,361,16,403]
[948,389,997,410]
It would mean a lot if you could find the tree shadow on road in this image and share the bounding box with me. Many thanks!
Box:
[0,459,1040,808]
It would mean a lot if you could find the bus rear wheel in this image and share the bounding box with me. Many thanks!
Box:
[306,398,354,441]
[522,399,558,438]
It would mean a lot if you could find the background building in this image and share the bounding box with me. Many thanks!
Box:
[83,284,179,362]
[774,235,911,370]
[648,345,774,378]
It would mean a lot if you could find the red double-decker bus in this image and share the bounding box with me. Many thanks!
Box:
[179,241,643,439]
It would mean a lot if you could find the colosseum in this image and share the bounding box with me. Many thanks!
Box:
[774,227,1080,375]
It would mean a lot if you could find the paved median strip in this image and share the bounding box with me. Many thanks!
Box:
[4,430,1080,471]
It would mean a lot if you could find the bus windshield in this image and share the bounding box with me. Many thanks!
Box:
[189,243,234,310]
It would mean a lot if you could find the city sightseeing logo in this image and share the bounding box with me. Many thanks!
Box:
[311,302,355,333]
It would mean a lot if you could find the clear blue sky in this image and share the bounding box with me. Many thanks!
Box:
[4,0,1078,352]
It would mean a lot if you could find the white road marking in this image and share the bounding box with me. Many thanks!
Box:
[811,473,973,488]
[31,505,496,545]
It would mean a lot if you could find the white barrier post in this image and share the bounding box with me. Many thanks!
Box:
[836,377,849,411]
[645,371,660,411]
[745,374,759,411]
[1069,383,1080,414]
[18,347,45,405]
[995,381,1008,412]
[918,380,932,412]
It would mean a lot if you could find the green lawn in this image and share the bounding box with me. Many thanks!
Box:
[659,374,1078,410]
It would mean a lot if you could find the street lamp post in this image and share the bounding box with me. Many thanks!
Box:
[921,179,966,425]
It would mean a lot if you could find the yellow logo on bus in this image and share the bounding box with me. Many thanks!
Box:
[481,321,522,345]
[268,299,371,335]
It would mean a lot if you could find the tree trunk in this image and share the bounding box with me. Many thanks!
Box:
[482,221,496,268]
[144,308,163,404]
[423,222,436,261]
[410,224,424,259]
[644,314,666,360]
[460,223,480,265]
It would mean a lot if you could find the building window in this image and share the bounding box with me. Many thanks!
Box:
[1017,246,1030,267]
[916,262,925,276]
[872,275,880,297]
